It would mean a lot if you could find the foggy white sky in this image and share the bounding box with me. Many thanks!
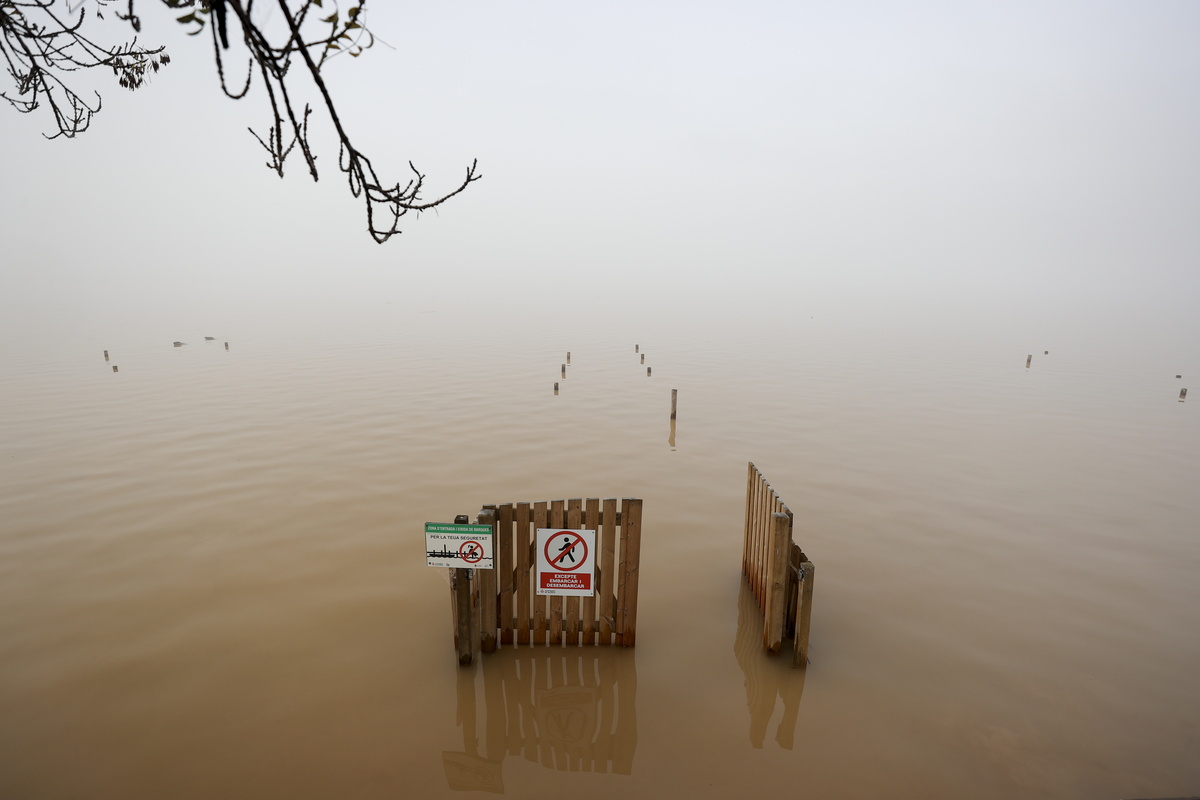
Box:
[2,1,1199,346]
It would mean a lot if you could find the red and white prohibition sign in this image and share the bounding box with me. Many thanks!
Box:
[459,540,485,564]
[536,528,595,596]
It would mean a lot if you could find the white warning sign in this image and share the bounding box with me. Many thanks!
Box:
[536,528,595,596]
[425,523,494,570]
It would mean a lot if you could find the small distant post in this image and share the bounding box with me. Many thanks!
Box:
[554,382,559,395]
[1026,355,1032,368]
[112,365,118,373]
[635,344,639,353]
[103,350,109,361]
[1180,388,1188,402]
[670,389,677,420]
[566,351,571,365]
[561,364,566,379]
[647,367,652,377]
[640,354,645,364]
[225,342,229,351]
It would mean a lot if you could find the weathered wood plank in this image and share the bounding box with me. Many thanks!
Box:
[582,497,600,645]
[599,498,617,645]
[794,560,815,667]
[618,498,643,647]
[496,504,514,646]
[549,499,566,646]
[565,498,582,646]
[533,501,548,646]
[765,511,790,653]
[477,508,499,653]
[515,502,531,645]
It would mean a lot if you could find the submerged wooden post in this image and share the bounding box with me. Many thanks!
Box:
[617,498,643,646]
[764,512,790,654]
[453,568,472,665]
[794,561,815,667]
[103,350,109,361]
[670,389,677,420]
[566,351,571,365]
[646,367,651,377]
[478,507,498,654]
[562,363,566,379]
[1180,388,1188,401]
[1026,355,1032,368]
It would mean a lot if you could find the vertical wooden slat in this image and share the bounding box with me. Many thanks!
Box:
[794,560,815,667]
[599,498,617,645]
[742,462,755,579]
[533,501,549,646]
[549,499,566,646]
[515,502,532,645]
[496,504,515,646]
[582,498,600,645]
[756,469,771,608]
[765,511,790,653]
[478,507,498,654]
[617,498,643,647]
[565,498,583,646]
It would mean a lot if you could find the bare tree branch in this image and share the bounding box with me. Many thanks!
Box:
[1,0,479,242]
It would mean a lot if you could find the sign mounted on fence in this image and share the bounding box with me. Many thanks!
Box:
[536,528,595,596]
[426,523,494,570]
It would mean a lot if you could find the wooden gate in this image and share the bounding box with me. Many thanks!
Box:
[742,463,814,667]
[451,498,643,664]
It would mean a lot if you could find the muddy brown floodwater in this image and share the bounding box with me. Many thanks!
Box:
[1,311,1197,799]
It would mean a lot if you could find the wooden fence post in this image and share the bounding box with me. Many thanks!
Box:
[764,512,790,654]
[453,567,472,666]
[794,561,814,667]
[618,498,643,646]
[478,507,498,654]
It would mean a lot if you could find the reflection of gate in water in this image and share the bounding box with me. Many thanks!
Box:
[444,649,638,792]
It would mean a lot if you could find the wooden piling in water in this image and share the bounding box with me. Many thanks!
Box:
[554,383,559,395]
[1026,355,1032,368]
[562,364,566,379]
[670,389,677,420]
[566,351,571,365]
[103,350,109,361]
[640,354,645,364]
[112,365,118,373]
[1180,388,1188,401]
[478,507,498,654]
[647,367,651,377]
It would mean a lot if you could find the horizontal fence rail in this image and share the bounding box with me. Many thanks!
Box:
[451,498,643,663]
[742,463,814,667]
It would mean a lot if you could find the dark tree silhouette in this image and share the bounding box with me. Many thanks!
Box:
[0,0,479,242]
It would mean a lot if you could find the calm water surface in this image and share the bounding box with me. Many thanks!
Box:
[1,306,1197,799]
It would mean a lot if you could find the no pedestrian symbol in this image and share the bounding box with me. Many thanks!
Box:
[536,528,595,596]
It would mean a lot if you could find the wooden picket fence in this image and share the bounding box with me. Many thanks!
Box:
[742,463,814,667]
[450,498,643,664]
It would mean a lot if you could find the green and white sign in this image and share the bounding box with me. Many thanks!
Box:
[425,523,494,569]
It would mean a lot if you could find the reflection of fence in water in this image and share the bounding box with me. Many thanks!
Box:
[734,581,806,749]
[445,649,637,791]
